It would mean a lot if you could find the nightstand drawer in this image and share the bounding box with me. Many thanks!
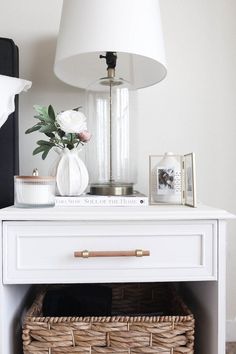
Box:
[3,220,217,283]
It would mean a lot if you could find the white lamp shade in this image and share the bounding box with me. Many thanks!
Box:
[54,0,167,90]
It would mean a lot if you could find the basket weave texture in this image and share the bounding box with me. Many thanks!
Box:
[22,283,194,354]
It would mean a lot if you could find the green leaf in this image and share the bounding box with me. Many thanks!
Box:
[33,105,48,116]
[65,133,77,141]
[25,124,41,134]
[33,115,46,122]
[48,105,56,121]
[34,105,54,123]
[33,144,53,159]
[58,129,65,138]
[45,132,55,138]
[37,140,54,146]
[67,143,74,150]
[33,145,47,155]
[42,146,53,160]
[73,106,82,111]
[39,125,56,134]
[61,139,71,145]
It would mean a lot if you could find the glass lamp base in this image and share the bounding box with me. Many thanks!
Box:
[90,183,133,196]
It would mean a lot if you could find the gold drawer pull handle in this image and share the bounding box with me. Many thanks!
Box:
[74,249,150,258]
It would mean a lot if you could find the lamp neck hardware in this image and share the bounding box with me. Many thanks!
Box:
[99,51,117,68]
[100,51,117,78]
[107,68,115,79]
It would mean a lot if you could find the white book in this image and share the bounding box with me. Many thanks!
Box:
[55,193,148,207]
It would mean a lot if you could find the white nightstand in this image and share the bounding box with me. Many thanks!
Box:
[0,204,234,354]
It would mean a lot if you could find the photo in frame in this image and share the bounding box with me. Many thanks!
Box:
[149,152,196,207]
[149,153,182,205]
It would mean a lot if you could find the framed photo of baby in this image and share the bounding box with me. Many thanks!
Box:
[149,152,196,207]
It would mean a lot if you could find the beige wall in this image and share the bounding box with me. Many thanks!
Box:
[0,0,236,340]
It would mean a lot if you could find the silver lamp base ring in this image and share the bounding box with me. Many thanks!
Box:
[90,183,133,196]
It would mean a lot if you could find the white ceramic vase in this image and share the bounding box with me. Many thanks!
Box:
[50,148,89,196]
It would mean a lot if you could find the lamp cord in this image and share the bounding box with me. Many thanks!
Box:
[109,81,113,183]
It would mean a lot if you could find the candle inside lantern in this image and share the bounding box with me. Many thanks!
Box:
[14,175,56,208]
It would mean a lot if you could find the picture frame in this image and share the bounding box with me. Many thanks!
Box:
[149,152,196,207]
[183,153,196,207]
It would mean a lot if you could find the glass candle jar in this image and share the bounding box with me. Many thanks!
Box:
[14,176,56,208]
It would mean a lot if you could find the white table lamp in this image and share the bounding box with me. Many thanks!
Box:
[54,0,167,195]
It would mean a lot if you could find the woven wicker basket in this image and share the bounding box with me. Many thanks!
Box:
[22,283,194,354]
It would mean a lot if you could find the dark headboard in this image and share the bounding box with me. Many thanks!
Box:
[0,38,19,208]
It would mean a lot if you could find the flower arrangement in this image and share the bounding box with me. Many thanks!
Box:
[25,105,91,159]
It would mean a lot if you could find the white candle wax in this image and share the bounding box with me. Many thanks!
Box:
[18,184,53,204]
[14,177,55,207]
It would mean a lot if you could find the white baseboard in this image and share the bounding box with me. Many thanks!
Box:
[227,319,236,342]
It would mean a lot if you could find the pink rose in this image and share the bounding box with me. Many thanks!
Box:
[77,130,92,142]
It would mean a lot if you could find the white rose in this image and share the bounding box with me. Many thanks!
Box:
[56,110,87,134]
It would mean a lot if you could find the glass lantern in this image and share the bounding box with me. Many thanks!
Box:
[85,53,136,196]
